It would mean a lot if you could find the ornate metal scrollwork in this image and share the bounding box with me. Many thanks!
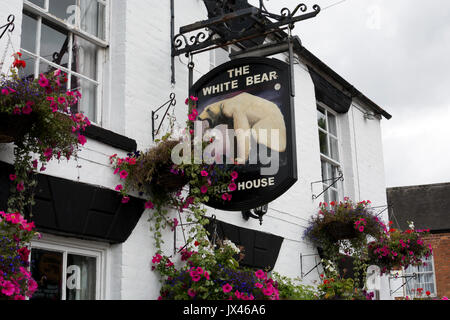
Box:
[0,14,15,40]
[171,1,321,57]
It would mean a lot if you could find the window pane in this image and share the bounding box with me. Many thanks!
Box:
[328,112,337,136]
[80,0,106,39]
[321,161,327,181]
[66,254,96,300]
[20,51,36,80]
[330,137,339,161]
[330,189,338,203]
[317,108,327,130]
[72,76,97,121]
[21,13,37,53]
[28,0,46,8]
[319,130,328,156]
[72,36,97,80]
[30,249,63,300]
[40,21,70,68]
[48,0,77,23]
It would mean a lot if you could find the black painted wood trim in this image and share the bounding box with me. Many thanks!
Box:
[0,161,145,244]
[205,218,284,271]
[84,125,137,152]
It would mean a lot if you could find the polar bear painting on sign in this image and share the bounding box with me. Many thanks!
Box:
[198,92,287,164]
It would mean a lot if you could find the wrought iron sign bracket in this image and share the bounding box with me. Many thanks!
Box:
[311,170,344,200]
[170,1,321,84]
[151,92,176,141]
[0,14,15,40]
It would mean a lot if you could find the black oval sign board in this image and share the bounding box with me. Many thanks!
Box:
[190,57,297,211]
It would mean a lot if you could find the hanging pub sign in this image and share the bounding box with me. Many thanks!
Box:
[190,57,297,211]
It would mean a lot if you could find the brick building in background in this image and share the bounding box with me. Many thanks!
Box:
[387,183,450,299]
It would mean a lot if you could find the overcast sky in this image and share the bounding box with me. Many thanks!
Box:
[249,0,450,188]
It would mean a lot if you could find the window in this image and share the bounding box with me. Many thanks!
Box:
[29,236,107,300]
[317,104,342,203]
[404,256,437,298]
[20,0,108,124]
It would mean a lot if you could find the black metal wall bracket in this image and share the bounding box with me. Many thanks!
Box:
[311,170,344,200]
[151,92,176,141]
[0,14,15,40]
[389,273,417,296]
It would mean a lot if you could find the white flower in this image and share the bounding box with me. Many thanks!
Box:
[223,239,240,254]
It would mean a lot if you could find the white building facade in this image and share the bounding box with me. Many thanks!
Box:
[0,0,393,300]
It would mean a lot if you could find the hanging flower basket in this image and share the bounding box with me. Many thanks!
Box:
[303,199,386,263]
[323,220,358,242]
[0,113,36,143]
[367,224,433,274]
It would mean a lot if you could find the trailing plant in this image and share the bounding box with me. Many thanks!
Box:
[154,239,280,300]
[0,211,39,299]
[367,221,433,275]
[303,199,387,288]
[109,96,237,279]
[1,53,90,214]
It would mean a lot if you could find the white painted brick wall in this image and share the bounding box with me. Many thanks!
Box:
[0,0,391,300]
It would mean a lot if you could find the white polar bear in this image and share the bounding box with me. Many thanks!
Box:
[198,92,286,164]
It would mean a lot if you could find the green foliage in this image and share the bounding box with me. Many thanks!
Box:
[271,272,318,300]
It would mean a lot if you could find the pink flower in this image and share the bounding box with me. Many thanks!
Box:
[255,270,266,280]
[191,275,201,282]
[58,96,66,104]
[188,113,196,121]
[78,134,87,146]
[228,183,237,192]
[119,170,128,179]
[231,171,238,180]
[50,101,58,112]
[16,181,24,192]
[255,282,263,289]
[262,287,273,296]
[222,283,232,293]
[196,267,203,275]
[221,193,228,201]
[22,103,33,115]
[38,74,49,87]
[113,168,120,175]
[1,88,10,95]
[115,184,123,191]
[204,271,210,280]
[187,288,196,298]
[359,226,364,232]
[191,109,198,117]
[1,281,15,296]
[145,200,154,209]
[121,196,130,203]
[200,170,208,177]
[9,174,16,181]
[152,254,162,264]
[200,185,208,194]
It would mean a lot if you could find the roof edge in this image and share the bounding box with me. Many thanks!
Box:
[292,37,392,120]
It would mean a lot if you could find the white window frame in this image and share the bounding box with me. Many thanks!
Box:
[30,233,109,300]
[317,102,343,203]
[21,0,109,125]
[403,255,438,298]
